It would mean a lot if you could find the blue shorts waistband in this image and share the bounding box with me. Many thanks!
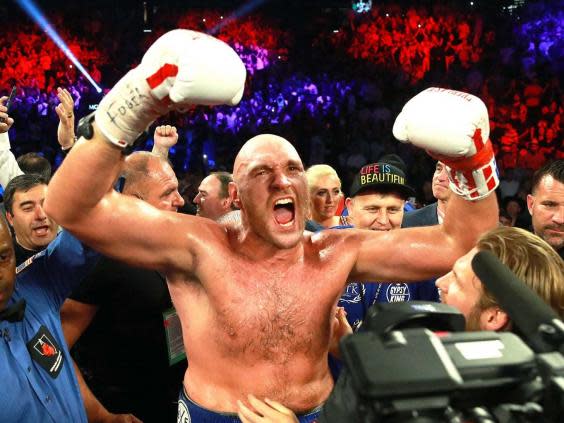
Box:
[177,387,322,423]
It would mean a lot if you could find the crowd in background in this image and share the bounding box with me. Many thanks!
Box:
[332,4,487,82]
[1,0,562,208]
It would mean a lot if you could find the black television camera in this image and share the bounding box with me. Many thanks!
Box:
[319,252,564,423]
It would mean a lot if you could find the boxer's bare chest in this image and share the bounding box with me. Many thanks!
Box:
[202,248,352,363]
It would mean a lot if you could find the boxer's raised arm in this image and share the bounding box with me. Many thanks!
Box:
[45,29,246,273]
[350,88,499,283]
[350,194,497,282]
[45,128,192,272]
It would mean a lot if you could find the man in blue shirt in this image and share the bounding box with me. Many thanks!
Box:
[338,160,440,331]
[2,166,59,267]
[328,160,440,379]
[0,193,99,422]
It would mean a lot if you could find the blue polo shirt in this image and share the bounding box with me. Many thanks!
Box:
[0,230,99,423]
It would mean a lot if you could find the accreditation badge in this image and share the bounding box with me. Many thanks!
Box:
[163,308,186,366]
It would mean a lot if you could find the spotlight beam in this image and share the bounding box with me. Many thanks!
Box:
[208,0,270,35]
[16,0,103,93]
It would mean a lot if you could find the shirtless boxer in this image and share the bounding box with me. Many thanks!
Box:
[44,30,499,421]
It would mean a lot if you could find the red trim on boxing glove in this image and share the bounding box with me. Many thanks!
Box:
[427,130,499,201]
[446,155,499,200]
[146,63,179,89]
[483,165,498,192]
[440,129,494,172]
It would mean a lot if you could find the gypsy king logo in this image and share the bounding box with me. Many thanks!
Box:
[177,397,191,423]
[386,283,411,302]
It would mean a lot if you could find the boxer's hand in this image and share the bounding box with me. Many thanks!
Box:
[95,29,246,148]
[393,87,498,200]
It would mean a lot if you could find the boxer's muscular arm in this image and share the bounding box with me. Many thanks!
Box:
[46,29,245,274]
[350,88,499,283]
[45,126,204,273]
[350,193,498,282]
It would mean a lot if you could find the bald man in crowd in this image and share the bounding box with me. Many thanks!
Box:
[44,31,499,422]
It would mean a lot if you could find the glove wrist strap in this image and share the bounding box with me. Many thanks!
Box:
[77,112,148,155]
[441,136,494,172]
[446,154,499,201]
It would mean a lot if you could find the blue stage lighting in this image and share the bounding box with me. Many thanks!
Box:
[16,0,103,93]
[208,0,269,35]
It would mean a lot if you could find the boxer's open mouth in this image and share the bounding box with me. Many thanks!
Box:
[273,198,295,226]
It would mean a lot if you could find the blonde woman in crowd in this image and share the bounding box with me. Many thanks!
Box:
[306,164,344,228]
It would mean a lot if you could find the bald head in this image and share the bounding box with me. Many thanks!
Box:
[227,133,308,249]
[122,152,165,191]
[120,151,184,212]
[233,134,302,183]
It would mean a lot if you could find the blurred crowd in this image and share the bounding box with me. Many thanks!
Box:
[1,1,562,205]
[331,4,487,83]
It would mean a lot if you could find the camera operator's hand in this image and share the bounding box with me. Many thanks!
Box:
[0,96,15,133]
[238,395,298,423]
[55,87,76,150]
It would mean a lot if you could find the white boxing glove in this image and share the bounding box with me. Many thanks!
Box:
[393,87,499,200]
[95,29,246,147]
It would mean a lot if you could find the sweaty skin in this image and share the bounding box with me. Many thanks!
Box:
[44,128,498,413]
